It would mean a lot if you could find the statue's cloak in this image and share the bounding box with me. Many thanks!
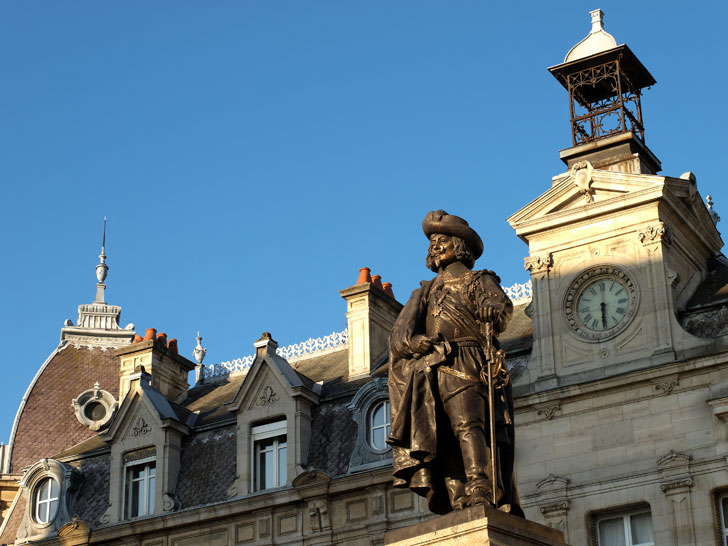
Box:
[386,273,522,515]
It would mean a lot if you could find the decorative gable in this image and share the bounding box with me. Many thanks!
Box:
[226,333,320,497]
[100,371,191,525]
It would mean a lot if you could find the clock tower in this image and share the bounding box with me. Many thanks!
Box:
[507,10,723,392]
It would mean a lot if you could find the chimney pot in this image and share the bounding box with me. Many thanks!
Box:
[157,332,168,346]
[168,339,178,354]
[383,282,395,299]
[356,267,372,284]
[143,328,157,341]
[371,275,384,291]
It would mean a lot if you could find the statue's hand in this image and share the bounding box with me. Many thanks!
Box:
[481,302,504,323]
[409,334,438,357]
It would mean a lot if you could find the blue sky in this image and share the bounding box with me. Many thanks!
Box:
[1,2,726,446]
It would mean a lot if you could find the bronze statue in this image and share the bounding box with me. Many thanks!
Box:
[387,210,523,516]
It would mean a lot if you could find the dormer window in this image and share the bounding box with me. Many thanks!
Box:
[125,459,156,518]
[348,378,392,472]
[16,459,81,542]
[252,421,287,491]
[33,477,59,524]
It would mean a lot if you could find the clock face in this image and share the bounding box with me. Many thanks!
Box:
[564,266,638,342]
[576,278,630,332]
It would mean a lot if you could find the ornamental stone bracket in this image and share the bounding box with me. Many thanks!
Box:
[571,160,594,203]
[651,374,679,396]
[524,253,553,280]
[637,222,672,246]
[536,475,570,536]
[657,450,696,544]
[534,401,561,421]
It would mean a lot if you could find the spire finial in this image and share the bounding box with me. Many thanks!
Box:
[94,217,109,303]
[707,195,721,225]
[193,332,207,384]
[589,9,605,33]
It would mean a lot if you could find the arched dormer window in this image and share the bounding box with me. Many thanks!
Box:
[15,459,81,543]
[348,377,392,472]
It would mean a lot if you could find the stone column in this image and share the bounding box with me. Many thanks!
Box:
[658,450,695,545]
[524,253,556,390]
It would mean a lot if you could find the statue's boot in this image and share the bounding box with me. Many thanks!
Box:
[459,424,498,507]
[444,477,468,510]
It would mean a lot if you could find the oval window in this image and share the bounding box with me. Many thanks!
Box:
[34,477,60,524]
[368,400,391,450]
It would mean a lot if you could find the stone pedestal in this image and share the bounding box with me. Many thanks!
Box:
[384,505,570,546]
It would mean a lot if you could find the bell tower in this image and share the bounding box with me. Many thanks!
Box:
[548,9,660,175]
[508,11,723,393]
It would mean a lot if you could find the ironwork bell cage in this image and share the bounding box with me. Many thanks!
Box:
[549,45,656,147]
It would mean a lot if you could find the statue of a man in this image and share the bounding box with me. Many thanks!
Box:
[387,210,523,516]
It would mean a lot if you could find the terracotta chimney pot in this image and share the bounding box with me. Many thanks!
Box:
[132,334,143,344]
[143,328,157,341]
[371,275,384,291]
[168,338,178,354]
[383,282,395,299]
[157,332,168,346]
[356,267,372,284]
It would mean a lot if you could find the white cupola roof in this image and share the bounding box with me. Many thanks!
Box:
[564,9,618,63]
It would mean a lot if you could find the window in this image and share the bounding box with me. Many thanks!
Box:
[33,477,59,524]
[718,492,728,545]
[369,400,391,450]
[597,510,654,546]
[125,460,156,518]
[252,421,287,491]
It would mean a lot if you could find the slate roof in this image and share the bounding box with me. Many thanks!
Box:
[500,303,532,355]
[176,426,237,508]
[10,344,122,472]
[307,399,357,476]
[70,455,111,528]
[684,256,728,310]
[0,491,25,545]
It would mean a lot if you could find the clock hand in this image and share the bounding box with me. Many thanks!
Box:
[601,302,607,329]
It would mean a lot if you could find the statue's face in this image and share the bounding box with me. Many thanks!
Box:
[429,234,457,269]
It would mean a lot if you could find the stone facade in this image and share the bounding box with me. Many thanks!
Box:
[3,10,728,546]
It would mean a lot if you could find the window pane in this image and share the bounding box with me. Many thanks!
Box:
[39,478,50,501]
[148,473,156,514]
[47,498,59,522]
[722,497,728,531]
[372,403,385,427]
[130,479,141,517]
[278,444,287,486]
[630,512,653,545]
[49,478,60,498]
[37,502,48,524]
[599,517,626,546]
[372,427,385,450]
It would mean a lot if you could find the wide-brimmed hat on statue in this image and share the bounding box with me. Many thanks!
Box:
[422,210,483,260]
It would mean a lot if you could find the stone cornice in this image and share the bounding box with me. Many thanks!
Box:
[514,349,728,416]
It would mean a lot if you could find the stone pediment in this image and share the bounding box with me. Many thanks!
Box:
[227,338,320,414]
[103,373,189,443]
[508,164,664,237]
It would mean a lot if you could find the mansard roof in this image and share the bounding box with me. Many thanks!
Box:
[8,343,123,473]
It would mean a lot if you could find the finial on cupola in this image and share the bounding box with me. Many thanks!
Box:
[95,217,109,303]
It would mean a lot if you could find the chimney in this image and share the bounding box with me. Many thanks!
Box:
[116,330,196,402]
[340,269,402,379]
